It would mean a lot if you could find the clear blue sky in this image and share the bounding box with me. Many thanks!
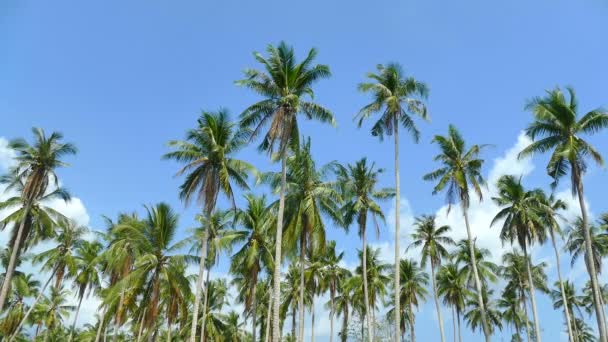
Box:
[2,0,608,340]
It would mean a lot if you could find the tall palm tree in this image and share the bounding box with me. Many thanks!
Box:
[437,263,468,342]
[356,63,429,341]
[464,288,502,336]
[491,175,547,341]
[104,203,194,338]
[333,281,352,342]
[230,194,275,342]
[164,109,254,342]
[551,280,585,340]
[68,240,103,342]
[391,259,428,342]
[0,128,76,310]
[336,157,393,341]
[453,240,499,290]
[319,241,350,342]
[519,86,608,341]
[424,125,492,341]
[264,137,342,342]
[497,287,526,342]
[38,286,76,340]
[565,218,608,276]
[409,214,454,342]
[237,41,335,342]
[0,273,40,337]
[356,246,391,335]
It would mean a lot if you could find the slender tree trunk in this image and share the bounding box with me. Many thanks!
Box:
[521,287,531,342]
[457,310,462,342]
[550,229,575,342]
[136,308,147,342]
[272,152,288,342]
[0,203,31,311]
[409,302,415,342]
[393,121,401,342]
[452,306,456,342]
[575,173,607,342]
[431,263,446,342]
[341,303,348,342]
[95,306,106,342]
[522,244,542,342]
[113,290,125,342]
[9,265,57,342]
[68,294,85,342]
[190,231,209,342]
[361,219,373,342]
[292,304,296,340]
[252,284,258,342]
[200,267,212,342]
[167,316,172,342]
[462,209,491,341]
[265,293,272,342]
[298,234,306,342]
[311,298,315,342]
[330,287,335,342]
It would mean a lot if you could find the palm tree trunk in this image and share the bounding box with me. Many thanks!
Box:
[549,229,575,342]
[0,203,31,311]
[409,302,415,342]
[330,287,335,342]
[462,209,491,341]
[9,265,57,342]
[457,309,462,342]
[393,120,401,342]
[361,218,373,342]
[167,316,172,342]
[522,244,542,342]
[190,230,209,342]
[341,303,348,342]
[520,287,531,342]
[265,293,272,342]
[272,151,288,342]
[452,306,456,342]
[95,307,106,342]
[113,290,125,342]
[252,284,258,342]
[431,263,446,342]
[575,173,608,342]
[201,266,212,342]
[311,298,315,342]
[298,233,306,342]
[292,304,296,340]
[68,294,85,342]
[136,307,147,342]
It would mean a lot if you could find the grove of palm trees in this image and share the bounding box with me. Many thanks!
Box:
[2,3,607,342]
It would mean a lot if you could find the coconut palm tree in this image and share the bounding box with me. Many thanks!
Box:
[0,128,77,310]
[230,193,275,342]
[336,157,393,341]
[409,214,454,342]
[264,137,342,342]
[565,218,608,276]
[453,240,499,290]
[237,41,335,342]
[437,263,468,342]
[391,259,428,342]
[320,241,350,342]
[0,273,40,337]
[356,246,391,334]
[491,175,547,341]
[223,311,249,342]
[424,125,491,341]
[519,86,608,341]
[38,286,76,341]
[464,288,502,336]
[551,281,585,340]
[68,240,103,342]
[497,287,526,342]
[356,63,429,341]
[164,109,254,342]
[333,281,352,342]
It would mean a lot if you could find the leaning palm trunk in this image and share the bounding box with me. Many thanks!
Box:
[393,121,401,342]
[522,244,542,342]
[9,265,57,342]
[0,203,32,311]
[361,217,373,342]
[430,263,446,342]
[190,230,209,342]
[549,229,575,342]
[298,234,306,342]
[68,293,86,342]
[95,307,107,342]
[200,267,212,342]
[272,152,288,342]
[575,171,608,342]
[462,210,491,341]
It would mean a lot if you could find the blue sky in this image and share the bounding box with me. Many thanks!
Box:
[2,0,608,340]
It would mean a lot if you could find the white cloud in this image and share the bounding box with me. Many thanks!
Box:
[0,137,16,170]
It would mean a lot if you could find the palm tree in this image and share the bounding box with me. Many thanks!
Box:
[230,193,275,342]
[104,203,194,338]
[392,259,428,342]
[409,214,454,342]
[519,86,608,341]
[464,288,502,336]
[356,63,429,342]
[68,240,103,342]
[333,281,353,342]
[565,218,608,276]
[223,311,248,342]
[437,263,468,342]
[336,157,393,341]
[0,273,40,337]
[164,109,254,342]
[319,241,350,342]
[356,246,391,335]
[491,175,547,341]
[551,281,585,340]
[424,125,492,341]
[497,287,526,342]
[0,128,77,310]
[453,240,499,290]
[572,318,598,342]
[264,137,342,342]
[38,286,76,340]
[237,41,335,342]
[200,279,230,340]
